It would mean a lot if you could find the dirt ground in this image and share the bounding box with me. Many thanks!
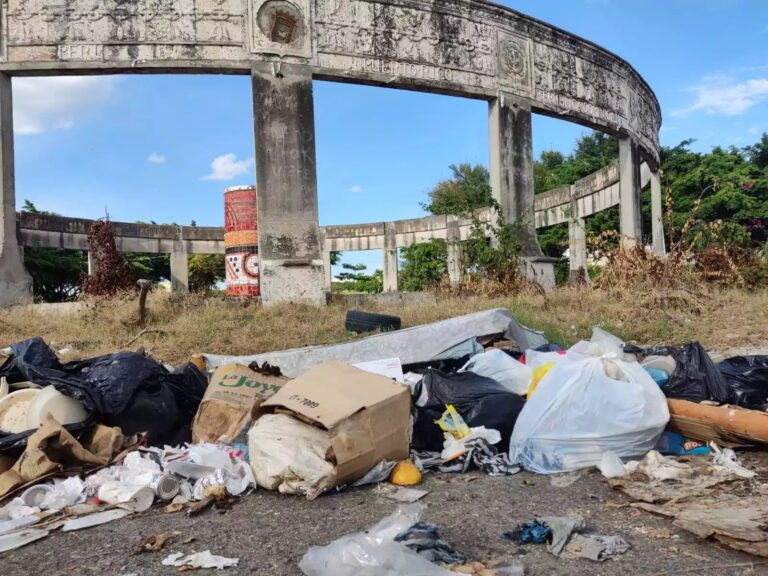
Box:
[3,458,767,576]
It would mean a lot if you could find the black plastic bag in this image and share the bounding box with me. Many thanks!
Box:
[0,337,208,447]
[718,356,768,410]
[626,342,732,404]
[411,369,525,453]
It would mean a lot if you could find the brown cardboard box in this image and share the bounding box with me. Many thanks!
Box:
[667,399,768,447]
[261,360,411,488]
[192,364,286,444]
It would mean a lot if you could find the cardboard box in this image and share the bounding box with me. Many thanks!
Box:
[261,360,411,488]
[192,364,286,444]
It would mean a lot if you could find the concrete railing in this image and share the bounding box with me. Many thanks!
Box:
[16,159,663,293]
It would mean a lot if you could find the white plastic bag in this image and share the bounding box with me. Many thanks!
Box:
[298,505,453,576]
[510,328,670,474]
[524,349,565,371]
[459,349,532,396]
[248,414,335,500]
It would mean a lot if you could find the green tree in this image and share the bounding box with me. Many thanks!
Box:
[125,253,170,283]
[421,163,493,216]
[189,254,225,292]
[24,248,87,302]
[334,262,383,293]
[399,240,448,291]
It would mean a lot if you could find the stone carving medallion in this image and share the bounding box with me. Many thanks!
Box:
[497,31,532,95]
[250,0,311,58]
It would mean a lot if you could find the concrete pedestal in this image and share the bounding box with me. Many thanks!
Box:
[489,93,543,258]
[619,137,643,248]
[522,257,558,291]
[252,63,324,305]
[0,74,32,307]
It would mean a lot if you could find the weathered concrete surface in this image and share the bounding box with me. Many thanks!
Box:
[0,0,661,162]
[447,216,463,286]
[170,240,189,294]
[383,221,398,292]
[619,137,643,246]
[568,215,588,284]
[650,170,666,256]
[0,74,32,307]
[489,94,542,258]
[252,62,325,305]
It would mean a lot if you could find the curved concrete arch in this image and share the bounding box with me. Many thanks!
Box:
[16,157,666,293]
[0,0,662,306]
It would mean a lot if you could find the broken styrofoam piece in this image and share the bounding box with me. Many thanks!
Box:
[62,509,131,532]
[0,528,49,552]
[97,482,155,512]
[162,551,239,570]
[0,515,42,536]
[710,443,757,479]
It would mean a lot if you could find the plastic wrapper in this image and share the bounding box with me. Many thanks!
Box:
[298,505,453,576]
[717,355,768,410]
[411,370,524,453]
[436,405,470,438]
[459,349,532,396]
[511,328,670,474]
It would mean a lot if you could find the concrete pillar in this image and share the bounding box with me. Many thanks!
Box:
[619,137,643,247]
[568,216,588,285]
[0,74,32,307]
[170,229,189,294]
[488,93,542,257]
[87,250,94,276]
[446,216,463,286]
[252,62,324,305]
[320,230,332,293]
[382,222,398,292]
[650,170,666,256]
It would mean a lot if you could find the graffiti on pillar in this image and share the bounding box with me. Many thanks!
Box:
[226,248,261,297]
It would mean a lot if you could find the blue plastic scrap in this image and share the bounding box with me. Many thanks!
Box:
[501,521,551,544]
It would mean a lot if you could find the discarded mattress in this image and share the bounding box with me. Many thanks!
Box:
[203,309,547,378]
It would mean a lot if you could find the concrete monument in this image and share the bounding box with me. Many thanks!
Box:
[0,0,661,306]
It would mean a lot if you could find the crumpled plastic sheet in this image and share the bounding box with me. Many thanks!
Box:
[298,505,454,576]
[394,522,466,565]
[162,550,239,569]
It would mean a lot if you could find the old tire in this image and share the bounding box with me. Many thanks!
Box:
[345,310,402,333]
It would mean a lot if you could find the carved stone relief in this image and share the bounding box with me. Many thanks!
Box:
[250,0,310,57]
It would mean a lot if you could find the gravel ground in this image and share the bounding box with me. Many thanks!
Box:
[3,461,767,576]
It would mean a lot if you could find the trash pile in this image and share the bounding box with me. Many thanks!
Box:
[1,307,768,572]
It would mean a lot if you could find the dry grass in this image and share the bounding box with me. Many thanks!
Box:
[1,287,767,365]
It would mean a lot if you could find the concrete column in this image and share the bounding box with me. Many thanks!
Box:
[170,249,189,294]
[252,63,324,305]
[568,216,588,285]
[619,137,643,247]
[319,229,332,293]
[170,229,189,294]
[87,250,95,276]
[0,74,32,307]
[650,170,666,255]
[382,222,398,292]
[488,93,542,257]
[446,215,463,286]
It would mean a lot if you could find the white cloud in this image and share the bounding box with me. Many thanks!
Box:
[202,153,254,181]
[148,152,167,165]
[749,124,763,135]
[14,76,116,135]
[673,75,768,117]
[349,185,363,193]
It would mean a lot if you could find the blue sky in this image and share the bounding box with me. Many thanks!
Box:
[13,0,768,274]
